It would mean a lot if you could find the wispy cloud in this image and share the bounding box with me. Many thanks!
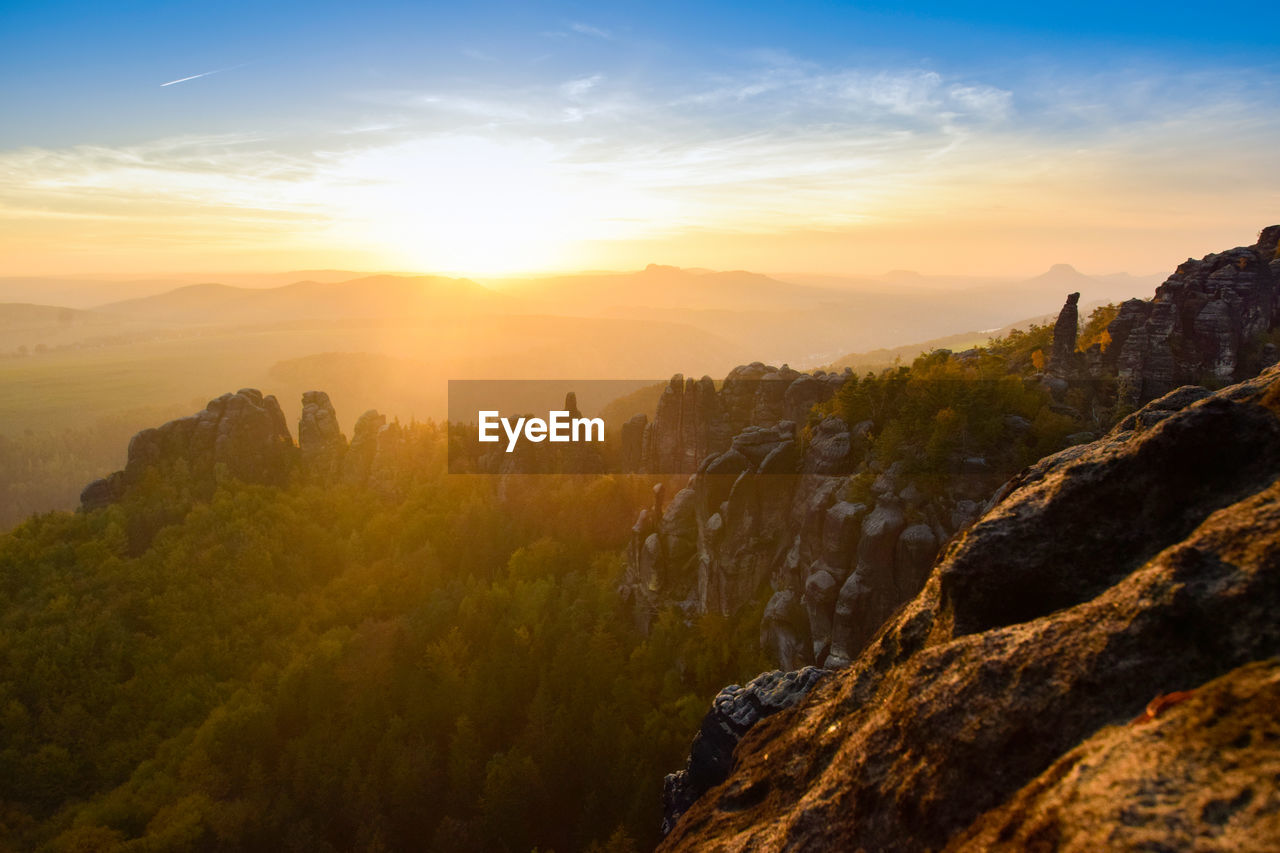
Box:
[0,134,321,215]
[568,21,613,40]
[460,47,498,63]
[561,75,602,100]
[669,66,1013,127]
[160,62,252,87]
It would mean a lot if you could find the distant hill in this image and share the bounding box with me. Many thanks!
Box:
[1,262,1164,439]
[7,263,1163,368]
[0,302,131,353]
[93,283,247,323]
[95,275,497,325]
[827,300,1115,373]
[488,264,1157,367]
[779,265,1160,302]
[1025,262,1096,287]
[0,303,101,328]
[0,270,392,309]
[488,265,841,314]
[958,265,1160,320]
[1023,263,1159,303]
[0,278,184,309]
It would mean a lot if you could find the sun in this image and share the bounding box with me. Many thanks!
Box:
[325,136,661,277]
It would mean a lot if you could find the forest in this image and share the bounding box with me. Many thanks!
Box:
[0,437,775,851]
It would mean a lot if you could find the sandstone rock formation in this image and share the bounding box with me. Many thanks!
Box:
[1104,226,1278,406]
[298,390,347,479]
[81,388,296,508]
[79,472,126,511]
[1048,291,1079,377]
[620,413,648,472]
[623,394,959,669]
[659,363,1280,851]
[80,390,396,509]
[637,365,846,474]
[342,409,387,485]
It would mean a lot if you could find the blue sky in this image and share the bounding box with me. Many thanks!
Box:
[1,1,1277,275]
[5,0,1275,145]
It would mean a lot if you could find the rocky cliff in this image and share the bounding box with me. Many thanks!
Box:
[1100,225,1280,406]
[621,403,970,671]
[660,362,1280,850]
[627,365,846,475]
[80,389,404,509]
[621,364,947,672]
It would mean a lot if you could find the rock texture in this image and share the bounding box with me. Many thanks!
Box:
[1048,291,1080,376]
[80,390,399,509]
[344,409,387,486]
[80,389,296,508]
[659,363,1280,851]
[623,386,964,668]
[620,413,648,473]
[298,390,347,479]
[951,659,1280,851]
[1104,226,1279,407]
[637,365,846,474]
[661,667,829,838]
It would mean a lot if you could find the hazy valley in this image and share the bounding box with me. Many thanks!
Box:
[0,263,1157,435]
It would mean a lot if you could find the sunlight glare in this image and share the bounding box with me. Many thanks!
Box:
[326,136,677,276]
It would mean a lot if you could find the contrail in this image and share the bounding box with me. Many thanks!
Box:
[160,62,251,87]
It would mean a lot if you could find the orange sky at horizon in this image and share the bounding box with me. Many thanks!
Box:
[4,204,1274,284]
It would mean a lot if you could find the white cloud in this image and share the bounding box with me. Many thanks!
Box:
[561,75,602,100]
[568,22,613,40]
[460,47,498,63]
[666,65,1012,129]
[947,85,1013,121]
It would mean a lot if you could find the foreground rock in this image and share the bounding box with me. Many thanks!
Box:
[952,659,1280,851]
[659,364,1280,851]
[661,667,829,837]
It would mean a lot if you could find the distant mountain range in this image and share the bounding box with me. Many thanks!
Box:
[93,275,496,325]
[482,263,1161,365]
[2,263,1163,367]
[0,270,382,309]
[0,262,1164,435]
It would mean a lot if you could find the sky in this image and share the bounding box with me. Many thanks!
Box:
[1,0,1278,278]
